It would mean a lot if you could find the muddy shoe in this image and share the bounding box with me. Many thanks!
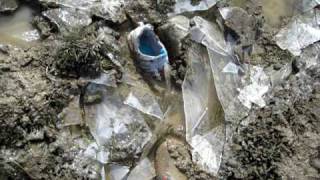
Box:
[128,23,169,79]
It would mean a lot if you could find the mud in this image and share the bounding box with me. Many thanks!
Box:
[216,0,320,179]
[0,43,87,179]
[220,60,320,179]
[167,138,214,180]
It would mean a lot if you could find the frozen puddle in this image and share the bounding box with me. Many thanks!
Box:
[0,6,40,47]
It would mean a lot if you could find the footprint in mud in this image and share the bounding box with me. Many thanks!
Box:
[154,137,214,180]
[155,138,188,180]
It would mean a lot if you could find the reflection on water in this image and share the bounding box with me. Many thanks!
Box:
[0,6,39,47]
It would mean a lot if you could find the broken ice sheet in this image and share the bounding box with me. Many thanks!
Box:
[39,0,96,11]
[59,96,83,126]
[300,42,320,69]
[158,15,190,58]
[0,0,18,12]
[223,62,240,74]
[93,0,127,23]
[191,126,225,175]
[190,16,249,121]
[124,88,164,120]
[43,7,92,34]
[219,7,256,45]
[275,9,320,56]
[270,62,293,87]
[299,0,320,12]
[127,158,156,180]
[238,66,270,109]
[182,42,225,175]
[83,142,109,164]
[39,0,126,23]
[106,164,130,180]
[90,70,118,88]
[21,30,40,42]
[190,15,271,116]
[171,0,219,15]
[190,16,228,55]
[84,83,152,164]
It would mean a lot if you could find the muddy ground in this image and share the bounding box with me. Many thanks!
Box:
[0,0,320,179]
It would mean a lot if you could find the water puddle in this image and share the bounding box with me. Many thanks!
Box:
[0,6,40,47]
[230,0,299,28]
[261,0,298,27]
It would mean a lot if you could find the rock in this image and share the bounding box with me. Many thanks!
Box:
[0,0,18,13]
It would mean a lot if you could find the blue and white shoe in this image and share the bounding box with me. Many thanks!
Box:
[128,23,169,79]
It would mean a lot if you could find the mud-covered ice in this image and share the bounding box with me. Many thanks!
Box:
[0,0,18,12]
[191,127,225,175]
[275,9,320,56]
[183,16,272,175]
[83,83,152,164]
[219,7,256,45]
[90,71,118,88]
[105,164,130,180]
[124,88,164,120]
[190,16,249,121]
[171,0,219,15]
[191,15,270,113]
[182,17,228,174]
[300,43,320,68]
[190,16,227,54]
[158,15,190,58]
[127,158,156,180]
[300,0,320,12]
[182,42,225,175]
[43,8,92,34]
[39,0,126,23]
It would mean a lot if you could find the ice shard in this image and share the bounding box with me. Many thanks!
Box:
[43,8,92,34]
[275,9,320,56]
[171,0,219,15]
[83,83,152,164]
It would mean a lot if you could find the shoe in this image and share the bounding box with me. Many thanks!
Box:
[128,23,169,78]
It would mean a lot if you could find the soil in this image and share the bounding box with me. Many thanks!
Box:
[219,59,320,179]
[216,0,320,179]
[0,42,91,179]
